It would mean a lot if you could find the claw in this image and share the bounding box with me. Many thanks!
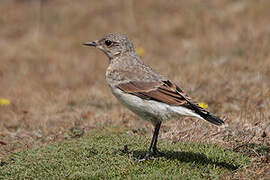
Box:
[134,150,164,162]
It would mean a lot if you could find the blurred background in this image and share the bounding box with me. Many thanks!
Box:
[0,0,269,172]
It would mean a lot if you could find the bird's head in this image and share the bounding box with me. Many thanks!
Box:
[83,33,136,60]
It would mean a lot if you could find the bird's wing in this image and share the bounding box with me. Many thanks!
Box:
[116,80,192,106]
[116,80,224,125]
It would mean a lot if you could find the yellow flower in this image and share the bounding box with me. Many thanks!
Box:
[136,47,145,57]
[198,102,208,109]
[0,98,10,106]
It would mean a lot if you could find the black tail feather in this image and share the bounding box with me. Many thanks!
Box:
[188,103,224,126]
[197,110,224,126]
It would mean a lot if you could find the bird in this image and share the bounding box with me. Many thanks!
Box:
[83,33,224,161]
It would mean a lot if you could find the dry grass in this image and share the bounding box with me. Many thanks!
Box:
[0,0,269,178]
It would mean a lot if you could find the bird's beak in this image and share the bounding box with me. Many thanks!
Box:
[83,40,98,47]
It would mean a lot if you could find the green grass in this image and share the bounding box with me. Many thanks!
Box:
[0,127,250,179]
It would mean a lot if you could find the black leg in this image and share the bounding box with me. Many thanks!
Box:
[144,121,161,158]
[149,121,161,155]
[135,121,162,162]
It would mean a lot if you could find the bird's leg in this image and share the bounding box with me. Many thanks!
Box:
[145,121,162,159]
[151,121,162,155]
[135,121,163,162]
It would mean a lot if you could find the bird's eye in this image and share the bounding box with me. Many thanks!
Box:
[105,40,112,47]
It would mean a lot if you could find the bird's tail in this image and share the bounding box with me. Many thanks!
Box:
[189,103,224,126]
[196,109,224,125]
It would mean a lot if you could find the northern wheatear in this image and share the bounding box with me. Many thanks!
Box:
[83,33,224,161]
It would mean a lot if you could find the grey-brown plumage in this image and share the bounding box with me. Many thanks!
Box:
[83,33,224,161]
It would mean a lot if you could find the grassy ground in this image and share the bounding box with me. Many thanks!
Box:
[0,0,269,179]
[0,127,250,179]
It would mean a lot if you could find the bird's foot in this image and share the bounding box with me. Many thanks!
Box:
[153,148,165,157]
[134,150,165,162]
[134,152,155,162]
